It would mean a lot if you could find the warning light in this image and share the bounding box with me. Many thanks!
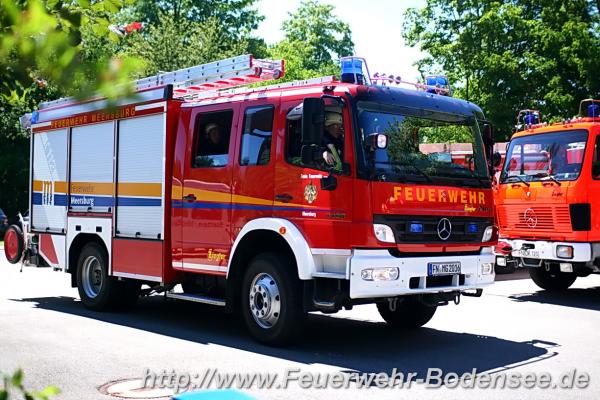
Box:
[279,227,286,235]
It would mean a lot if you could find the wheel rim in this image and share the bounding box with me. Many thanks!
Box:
[4,229,18,260]
[82,255,103,299]
[249,272,281,329]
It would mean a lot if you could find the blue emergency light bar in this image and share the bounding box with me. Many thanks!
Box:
[340,57,366,85]
[589,103,599,118]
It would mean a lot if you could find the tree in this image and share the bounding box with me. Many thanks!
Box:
[403,0,600,139]
[125,14,249,76]
[0,0,141,219]
[0,0,141,100]
[270,0,354,81]
[128,0,264,41]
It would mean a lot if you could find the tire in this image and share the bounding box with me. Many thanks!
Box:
[76,242,139,311]
[241,252,305,346]
[528,267,577,291]
[3,224,24,264]
[495,263,516,275]
[377,296,437,328]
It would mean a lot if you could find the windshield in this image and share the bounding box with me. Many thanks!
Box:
[500,130,588,183]
[357,107,489,187]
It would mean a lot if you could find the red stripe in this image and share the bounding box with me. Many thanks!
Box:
[40,234,59,264]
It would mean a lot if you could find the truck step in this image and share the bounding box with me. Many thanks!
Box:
[165,292,226,307]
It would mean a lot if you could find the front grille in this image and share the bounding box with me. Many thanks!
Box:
[374,215,493,244]
[497,204,571,233]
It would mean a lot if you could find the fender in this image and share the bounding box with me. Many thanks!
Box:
[227,218,316,280]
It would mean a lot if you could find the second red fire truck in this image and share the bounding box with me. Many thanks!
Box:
[495,101,600,290]
[4,55,497,345]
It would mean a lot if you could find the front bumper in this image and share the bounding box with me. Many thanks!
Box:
[348,248,495,299]
[501,239,593,265]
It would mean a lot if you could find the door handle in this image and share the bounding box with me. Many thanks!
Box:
[183,194,197,202]
[275,194,293,203]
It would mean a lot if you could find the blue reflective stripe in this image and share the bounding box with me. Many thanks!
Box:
[32,193,162,207]
[116,197,162,207]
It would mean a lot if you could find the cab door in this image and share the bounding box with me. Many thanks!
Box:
[182,104,240,274]
[273,96,353,249]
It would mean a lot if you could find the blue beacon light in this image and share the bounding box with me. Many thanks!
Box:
[409,223,424,233]
[341,58,364,84]
[588,104,600,118]
[467,223,478,233]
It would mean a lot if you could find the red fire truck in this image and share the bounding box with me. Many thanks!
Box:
[4,55,497,344]
[495,102,600,289]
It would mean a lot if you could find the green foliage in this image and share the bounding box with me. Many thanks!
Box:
[269,0,354,81]
[1,369,60,400]
[125,14,249,76]
[403,0,600,140]
[0,0,142,101]
[129,0,264,38]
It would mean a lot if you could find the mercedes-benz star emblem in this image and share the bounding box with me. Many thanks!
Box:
[523,208,538,228]
[437,218,452,241]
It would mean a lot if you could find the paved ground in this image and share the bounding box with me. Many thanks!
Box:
[1,253,600,400]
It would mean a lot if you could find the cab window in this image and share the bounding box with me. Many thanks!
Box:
[192,110,233,168]
[285,104,345,171]
[240,106,274,166]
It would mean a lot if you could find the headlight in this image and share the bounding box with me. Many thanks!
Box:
[361,267,399,281]
[482,226,494,242]
[496,256,507,266]
[556,245,573,259]
[373,224,395,243]
[481,263,494,275]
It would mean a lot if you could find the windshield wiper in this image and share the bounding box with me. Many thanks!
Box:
[504,175,531,187]
[532,172,562,186]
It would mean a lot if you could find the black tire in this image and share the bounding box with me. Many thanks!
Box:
[241,252,305,346]
[528,267,577,291]
[76,242,139,311]
[3,224,24,264]
[377,296,437,328]
[495,263,516,275]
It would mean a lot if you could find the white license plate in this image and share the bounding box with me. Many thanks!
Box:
[428,262,461,276]
[518,249,540,258]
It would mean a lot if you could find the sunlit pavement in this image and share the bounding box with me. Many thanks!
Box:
[1,254,599,400]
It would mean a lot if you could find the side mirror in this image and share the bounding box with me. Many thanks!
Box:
[367,133,387,150]
[301,97,325,145]
[320,175,338,191]
[483,123,494,145]
[300,145,318,165]
[493,151,502,168]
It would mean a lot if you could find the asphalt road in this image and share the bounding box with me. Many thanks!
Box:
[1,252,600,400]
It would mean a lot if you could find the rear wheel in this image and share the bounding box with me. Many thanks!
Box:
[377,296,437,328]
[76,242,139,310]
[528,267,577,291]
[3,225,24,264]
[241,252,305,346]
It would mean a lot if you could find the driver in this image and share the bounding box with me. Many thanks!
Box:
[322,112,344,169]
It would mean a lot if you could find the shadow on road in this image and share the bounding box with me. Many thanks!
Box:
[509,286,600,312]
[495,269,530,282]
[12,295,556,380]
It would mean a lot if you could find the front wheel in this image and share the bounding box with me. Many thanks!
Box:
[528,267,576,291]
[241,252,305,346]
[377,296,437,328]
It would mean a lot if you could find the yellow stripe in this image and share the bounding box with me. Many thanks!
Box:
[70,182,114,196]
[33,180,162,197]
[33,180,68,193]
[118,183,162,197]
